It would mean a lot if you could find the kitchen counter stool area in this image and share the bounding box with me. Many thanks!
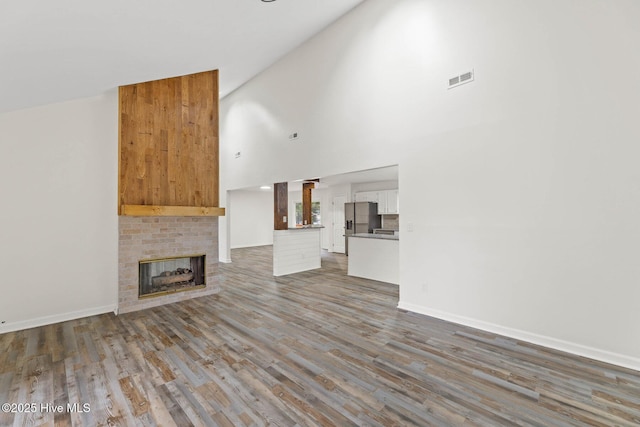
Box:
[347,234,399,285]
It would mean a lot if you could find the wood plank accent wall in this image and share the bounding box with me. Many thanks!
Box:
[274,182,288,230]
[118,70,224,216]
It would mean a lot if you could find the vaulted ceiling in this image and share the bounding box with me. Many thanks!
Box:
[0,0,365,113]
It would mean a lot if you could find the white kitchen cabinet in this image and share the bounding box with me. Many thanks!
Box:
[376,191,387,214]
[385,189,399,214]
[373,189,399,214]
[354,191,378,203]
[355,189,399,214]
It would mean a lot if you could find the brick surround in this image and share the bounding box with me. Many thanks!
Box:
[118,216,220,313]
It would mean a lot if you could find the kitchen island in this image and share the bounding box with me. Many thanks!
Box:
[348,233,399,285]
[273,226,323,276]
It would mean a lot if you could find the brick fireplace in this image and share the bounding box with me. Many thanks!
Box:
[117,71,224,313]
[118,216,220,313]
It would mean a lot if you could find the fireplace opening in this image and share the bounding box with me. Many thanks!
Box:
[139,255,205,298]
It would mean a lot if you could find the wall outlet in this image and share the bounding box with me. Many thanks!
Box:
[289,132,299,140]
[421,282,428,293]
[234,151,241,158]
[407,222,414,232]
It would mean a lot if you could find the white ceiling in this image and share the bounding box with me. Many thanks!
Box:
[0,0,365,114]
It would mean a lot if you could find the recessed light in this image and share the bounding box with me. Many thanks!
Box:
[261,0,276,2]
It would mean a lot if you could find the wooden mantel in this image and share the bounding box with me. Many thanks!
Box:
[118,70,225,217]
[120,205,225,217]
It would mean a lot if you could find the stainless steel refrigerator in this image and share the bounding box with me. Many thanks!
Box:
[344,202,381,255]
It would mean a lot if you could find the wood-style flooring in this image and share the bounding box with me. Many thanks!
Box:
[1,246,639,426]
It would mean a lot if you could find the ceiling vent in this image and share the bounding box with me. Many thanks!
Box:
[448,69,474,89]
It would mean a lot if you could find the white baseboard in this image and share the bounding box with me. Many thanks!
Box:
[230,243,273,250]
[0,305,117,334]
[397,301,640,373]
[219,257,232,263]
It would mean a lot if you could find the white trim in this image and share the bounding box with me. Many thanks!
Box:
[230,243,272,250]
[397,301,640,373]
[219,257,232,264]
[0,305,117,334]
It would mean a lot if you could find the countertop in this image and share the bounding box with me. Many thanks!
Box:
[351,233,399,240]
[287,225,325,230]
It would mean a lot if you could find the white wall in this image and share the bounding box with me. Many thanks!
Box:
[229,189,273,248]
[352,180,397,192]
[220,0,640,369]
[0,93,119,331]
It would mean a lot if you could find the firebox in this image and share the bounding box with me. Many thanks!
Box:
[139,254,205,298]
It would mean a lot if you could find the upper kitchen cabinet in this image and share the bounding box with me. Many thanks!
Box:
[376,189,399,214]
[354,191,379,203]
[382,189,399,214]
[355,190,399,214]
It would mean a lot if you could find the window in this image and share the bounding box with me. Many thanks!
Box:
[295,202,321,225]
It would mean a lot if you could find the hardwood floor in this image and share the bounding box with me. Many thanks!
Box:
[1,245,639,426]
